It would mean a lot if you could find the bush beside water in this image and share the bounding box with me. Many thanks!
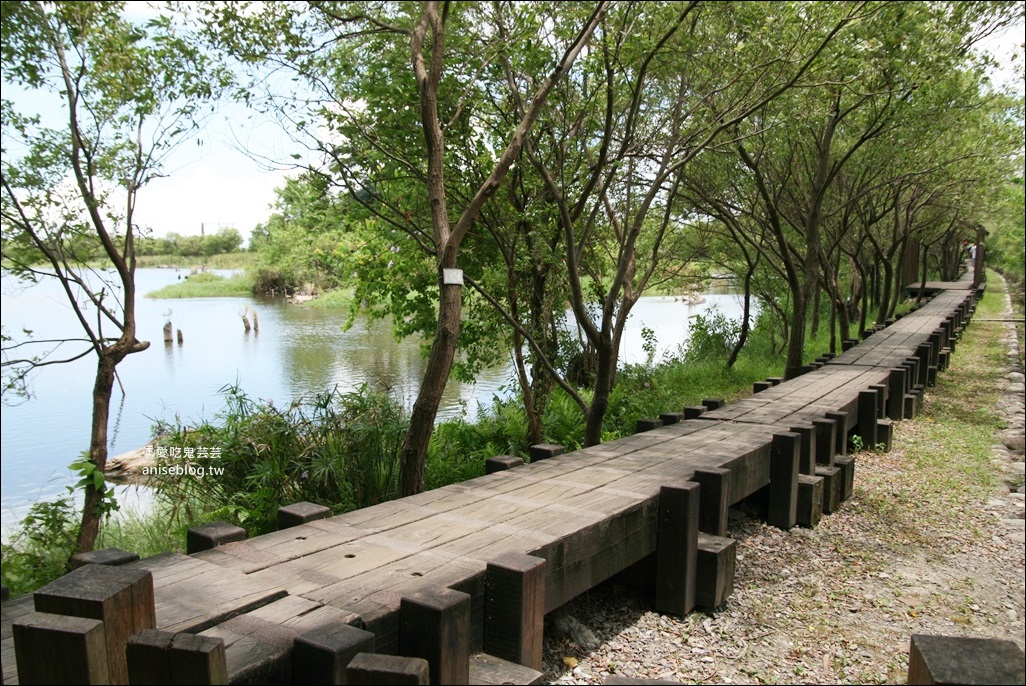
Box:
[2,309,829,596]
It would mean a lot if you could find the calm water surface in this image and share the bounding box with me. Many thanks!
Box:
[1,268,747,528]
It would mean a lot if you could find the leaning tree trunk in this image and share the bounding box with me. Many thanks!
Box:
[75,352,118,553]
[398,279,462,496]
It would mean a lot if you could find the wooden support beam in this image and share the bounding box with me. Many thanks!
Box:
[788,423,816,475]
[484,553,545,670]
[796,475,824,528]
[528,444,563,462]
[636,418,663,433]
[815,465,842,514]
[692,468,730,536]
[33,563,155,685]
[682,406,706,419]
[752,381,773,393]
[127,630,173,685]
[168,633,229,685]
[485,455,524,474]
[857,390,878,449]
[347,654,430,685]
[14,612,109,685]
[293,623,375,685]
[870,384,888,420]
[886,368,907,421]
[768,433,800,530]
[695,534,735,611]
[69,548,139,570]
[812,419,836,467]
[659,412,685,425]
[908,634,1025,685]
[277,501,332,530]
[187,522,246,554]
[825,412,849,457]
[654,481,699,616]
[701,398,726,410]
[833,455,855,501]
[400,588,471,685]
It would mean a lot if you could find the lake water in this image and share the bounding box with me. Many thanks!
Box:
[1,268,748,529]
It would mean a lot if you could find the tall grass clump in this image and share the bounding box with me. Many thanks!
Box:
[151,384,406,534]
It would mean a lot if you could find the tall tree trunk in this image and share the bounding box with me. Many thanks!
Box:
[399,279,461,496]
[75,353,117,553]
[727,263,755,368]
[583,335,616,446]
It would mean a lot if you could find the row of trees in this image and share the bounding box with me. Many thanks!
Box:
[3,1,1022,551]
[135,227,244,257]
[231,1,1022,494]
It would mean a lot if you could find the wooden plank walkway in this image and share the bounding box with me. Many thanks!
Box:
[1,274,981,685]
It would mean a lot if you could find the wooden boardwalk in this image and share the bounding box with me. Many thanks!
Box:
[1,274,981,685]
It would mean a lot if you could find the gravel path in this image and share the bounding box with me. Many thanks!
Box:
[542,287,1025,685]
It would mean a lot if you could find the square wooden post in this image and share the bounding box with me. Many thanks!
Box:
[400,588,471,685]
[692,468,730,536]
[788,423,816,475]
[768,433,800,530]
[347,654,430,685]
[14,612,109,685]
[484,553,545,670]
[654,481,699,616]
[293,624,376,685]
[857,390,878,449]
[33,564,155,685]
[812,419,836,466]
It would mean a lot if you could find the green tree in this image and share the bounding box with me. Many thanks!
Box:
[1,1,226,552]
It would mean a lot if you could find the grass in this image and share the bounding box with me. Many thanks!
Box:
[146,271,254,298]
[849,273,1008,550]
[301,288,356,309]
[132,252,257,269]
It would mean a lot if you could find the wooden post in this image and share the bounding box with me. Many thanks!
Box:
[909,634,1024,686]
[695,534,735,611]
[635,418,663,433]
[916,343,932,387]
[33,564,155,685]
[701,398,725,410]
[788,423,816,475]
[176,329,184,345]
[796,474,824,528]
[659,412,685,425]
[484,553,545,670]
[752,381,773,393]
[825,411,849,456]
[654,481,699,616]
[69,547,139,570]
[14,612,109,685]
[857,390,878,449]
[870,384,888,420]
[815,465,842,514]
[768,433,800,530]
[127,630,173,684]
[400,588,471,685]
[766,377,783,386]
[682,406,706,419]
[169,633,228,685]
[812,419,836,466]
[692,468,730,536]
[293,624,375,685]
[485,455,524,474]
[347,654,430,685]
[887,367,907,421]
[277,501,332,530]
[163,321,173,344]
[833,455,855,501]
[528,444,563,462]
[187,522,246,553]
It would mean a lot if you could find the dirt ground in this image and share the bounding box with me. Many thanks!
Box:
[543,288,1025,685]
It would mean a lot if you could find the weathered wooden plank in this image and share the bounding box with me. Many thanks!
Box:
[128,553,286,634]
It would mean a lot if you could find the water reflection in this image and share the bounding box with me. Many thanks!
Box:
[1,267,751,522]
